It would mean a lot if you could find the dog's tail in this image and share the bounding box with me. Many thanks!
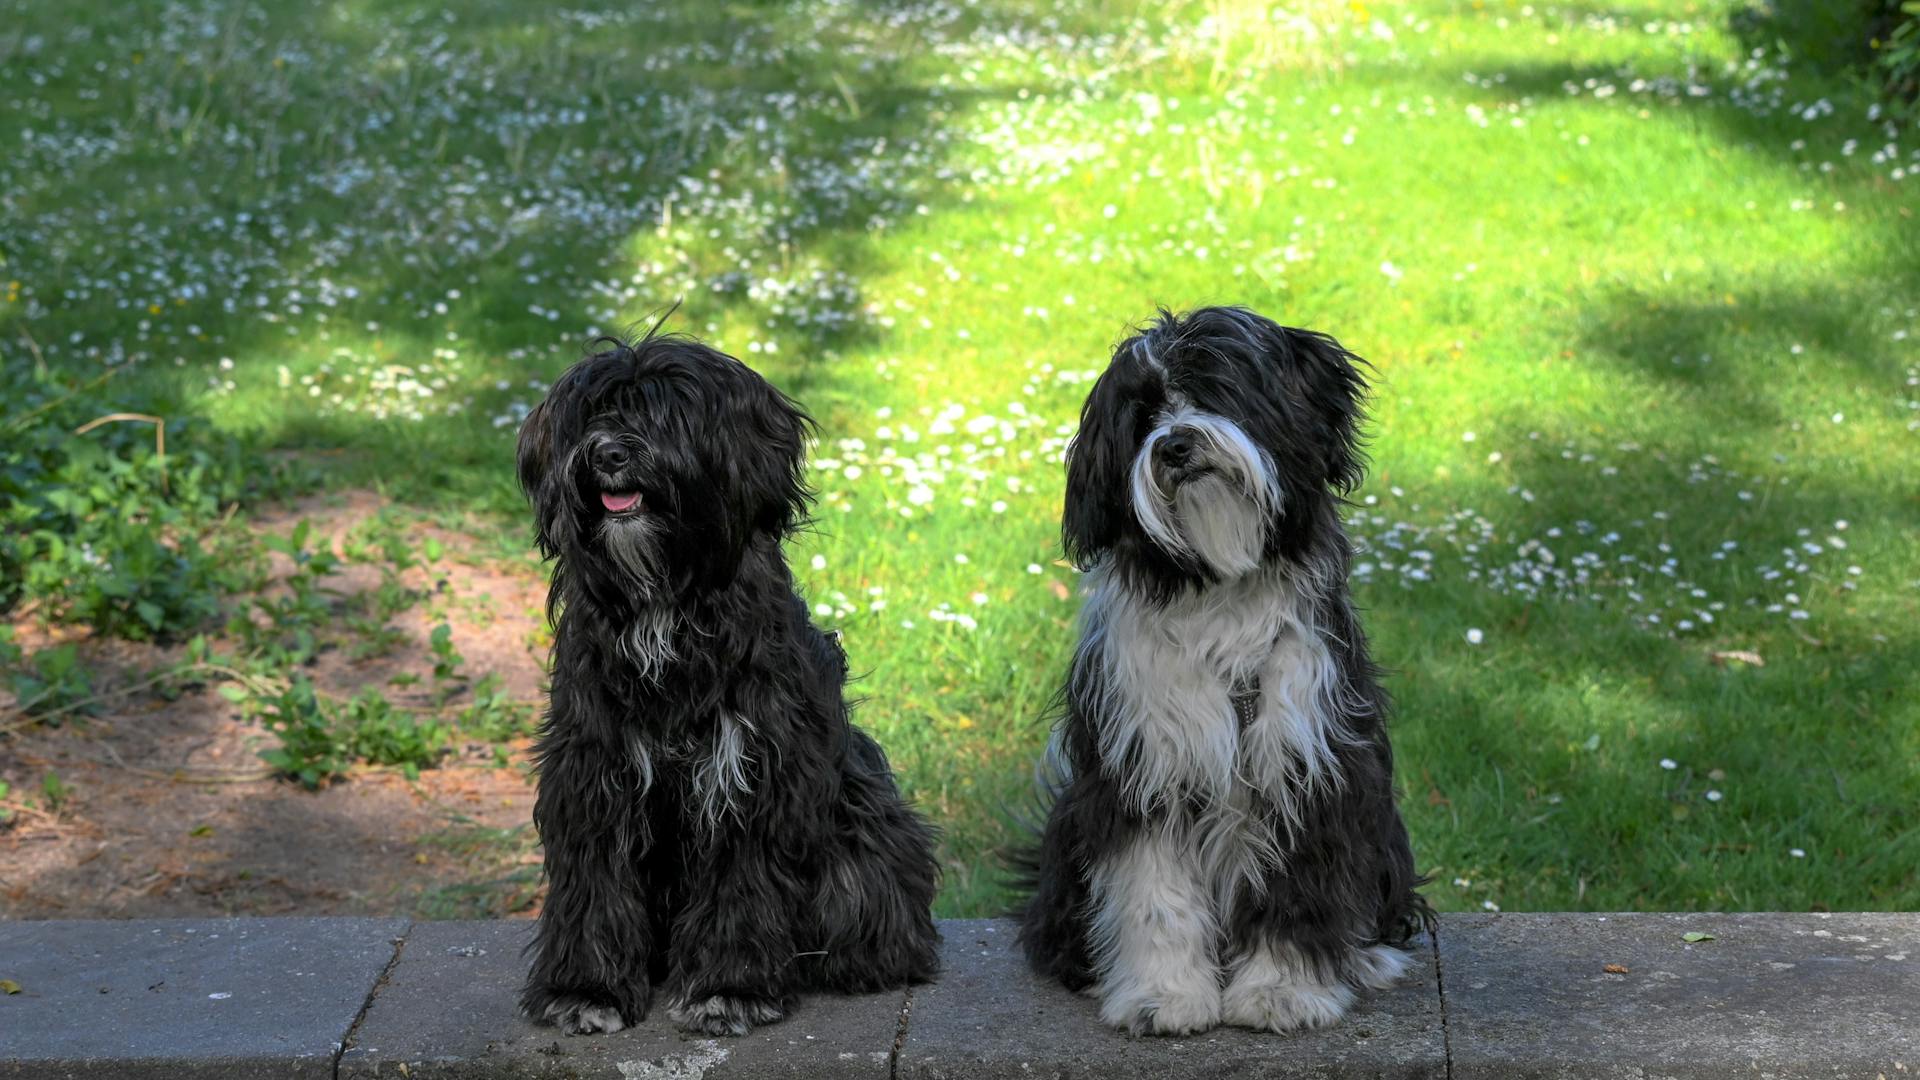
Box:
[998,726,1104,990]
[998,735,1070,913]
[1374,803,1439,947]
[1381,885,1438,947]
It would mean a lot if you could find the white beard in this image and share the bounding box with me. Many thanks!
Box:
[1127,407,1281,579]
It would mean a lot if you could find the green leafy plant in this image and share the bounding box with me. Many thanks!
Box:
[1734,0,1920,114]
[458,673,534,744]
[231,520,342,665]
[250,677,349,790]
[1875,2,1920,112]
[8,643,95,719]
[426,621,472,706]
[342,615,411,661]
[428,622,465,681]
[40,771,74,815]
[342,512,422,575]
[342,689,451,780]
[225,672,458,786]
[340,512,426,659]
[2,366,303,642]
[20,525,235,640]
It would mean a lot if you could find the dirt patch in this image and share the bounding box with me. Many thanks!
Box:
[0,492,553,920]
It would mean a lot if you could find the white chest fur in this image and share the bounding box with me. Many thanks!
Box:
[1079,564,1358,861]
[1076,564,1373,1034]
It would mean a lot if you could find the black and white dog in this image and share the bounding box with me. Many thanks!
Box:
[1018,307,1430,1036]
[515,330,940,1037]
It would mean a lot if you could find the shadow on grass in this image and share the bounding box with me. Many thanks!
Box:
[0,0,1044,520]
[1378,388,1920,910]
[1439,49,1918,441]
[1354,50,1920,907]
[1570,276,1917,436]
[1453,51,1916,185]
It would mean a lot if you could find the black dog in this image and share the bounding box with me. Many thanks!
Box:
[1019,307,1429,1035]
[515,330,940,1037]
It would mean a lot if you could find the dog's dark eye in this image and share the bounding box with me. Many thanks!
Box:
[1131,399,1153,438]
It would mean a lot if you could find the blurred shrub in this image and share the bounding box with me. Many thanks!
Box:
[1,366,303,640]
[1733,0,1920,112]
[1732,0,1885,69]
[6,641,95,719]
[1878,3,1920,107]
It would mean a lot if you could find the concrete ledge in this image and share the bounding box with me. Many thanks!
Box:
[899,919,1444,1079]
[0,917,409,1079]
[3,914,1917,1079]
[1441,912,1920,1079]
[336,921,904,1079]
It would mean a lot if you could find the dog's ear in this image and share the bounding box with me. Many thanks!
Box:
[515,389,578,558]
[714,362,815,546]
[1260,321,1369,495]
[516,397,555,502]
[1062,367,1133,568]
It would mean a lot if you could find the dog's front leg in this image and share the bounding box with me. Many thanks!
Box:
[1221,937,1358,1032]
[1087,827,1223,1036]
[665,822,798,1036]
[520,728,656,1035]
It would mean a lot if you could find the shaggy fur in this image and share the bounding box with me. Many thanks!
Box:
[516,331,940,1037]
[1018,306,1430,1036]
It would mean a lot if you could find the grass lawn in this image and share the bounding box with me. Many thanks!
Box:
[3,0,1916,916]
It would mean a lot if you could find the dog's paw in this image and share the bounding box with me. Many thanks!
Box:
[537,996,630,1036]
[1221,976,1354,1033]
[1347,943,1414,990]
[668,994,785,1037]
[1098,986,1222,1037]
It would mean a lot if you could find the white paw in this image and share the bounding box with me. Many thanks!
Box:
[1221,977,1354,1032]
[544,999,628,1035]
[1348,943,1414,989]
[668,994,785,1036]
[1099,983,1222,1037]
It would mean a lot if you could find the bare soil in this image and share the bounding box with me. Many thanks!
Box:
[0,492,553,921]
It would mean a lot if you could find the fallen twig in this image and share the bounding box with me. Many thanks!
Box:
[88,740,275,785]
[74,411,167,493]
[0,661,282,734]
[0,801,58,823]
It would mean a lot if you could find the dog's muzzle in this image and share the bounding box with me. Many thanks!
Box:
[1150,427,1216,487]
[1154,430,1195,469]
[588,435,646,515]
[591,438,631,475]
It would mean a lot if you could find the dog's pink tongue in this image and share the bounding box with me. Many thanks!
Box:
[601,491,641,513]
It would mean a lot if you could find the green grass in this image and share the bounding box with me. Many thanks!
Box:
[3,0,1916,915]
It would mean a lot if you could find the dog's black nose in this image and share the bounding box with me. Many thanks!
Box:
[591,440,631,474]
[1155,431,1196,468]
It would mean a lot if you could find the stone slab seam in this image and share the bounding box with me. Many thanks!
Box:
[1430,921,1455,1080]
[331,920,415,1080]
[887,984,916,1080]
